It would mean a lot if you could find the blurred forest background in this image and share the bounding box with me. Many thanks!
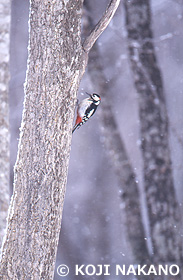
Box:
[4,0,183,279]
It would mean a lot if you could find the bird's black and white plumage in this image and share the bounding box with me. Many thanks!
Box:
[72,93,101,133]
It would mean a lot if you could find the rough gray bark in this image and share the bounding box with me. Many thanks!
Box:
[0,0,11,253]
[0,1,120,279]
[124,0,182,269]
[84,2,149,269]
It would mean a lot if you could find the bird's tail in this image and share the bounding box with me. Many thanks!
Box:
[72,124,79,133]
[72,115,82,133]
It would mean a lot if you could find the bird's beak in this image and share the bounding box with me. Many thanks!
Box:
[85,92,92,98]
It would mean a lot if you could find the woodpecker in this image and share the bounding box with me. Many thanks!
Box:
[72,93,101,133]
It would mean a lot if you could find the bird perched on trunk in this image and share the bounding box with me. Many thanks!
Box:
[72,92,101,133]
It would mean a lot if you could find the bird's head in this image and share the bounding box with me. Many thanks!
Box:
[86,92,101,104]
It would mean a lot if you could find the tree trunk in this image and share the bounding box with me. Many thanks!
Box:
[0,1,85,279]
[84,1,149,268]
[124,0,182,270]
[0,1,120,279]
[0,0,11,252]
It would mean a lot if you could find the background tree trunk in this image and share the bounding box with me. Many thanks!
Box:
[84,1,149,267]
[0,0,11,253]
[124,0,182,272]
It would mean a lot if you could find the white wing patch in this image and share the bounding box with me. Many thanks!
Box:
[87,109,94,118]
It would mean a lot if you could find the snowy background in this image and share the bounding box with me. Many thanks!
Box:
[9,0,183,279]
